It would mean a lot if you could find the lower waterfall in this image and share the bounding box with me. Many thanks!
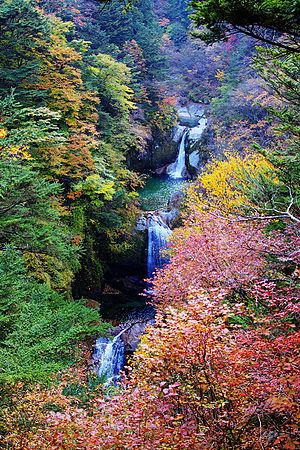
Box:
[93,329,126,385]
[93,214,172,384]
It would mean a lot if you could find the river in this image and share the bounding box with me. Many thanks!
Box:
[92,103,207,383]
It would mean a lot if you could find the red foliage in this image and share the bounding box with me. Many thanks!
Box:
[152,211,289,306]
[163,95,177,106]
[3,212,299,449]
[159,17,171,27]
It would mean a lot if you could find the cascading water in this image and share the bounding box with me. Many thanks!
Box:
[93,213,172,384]
[93,329,126,384]
[93,105,206,384]
[147,214,172,278]
[167,129,188,179]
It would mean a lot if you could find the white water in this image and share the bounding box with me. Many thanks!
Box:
[93,214,172,383]
[147,214,172,278]
[167,129,188,179]
[94,108,206,383]
[93,329,126,384]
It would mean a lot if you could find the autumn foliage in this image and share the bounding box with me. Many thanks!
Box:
[0,0,299,449]
[3,207,299,449]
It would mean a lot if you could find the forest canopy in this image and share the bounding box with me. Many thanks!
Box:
[0,0,299,448]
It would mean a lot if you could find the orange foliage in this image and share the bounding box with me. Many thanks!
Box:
[3,212,299,450]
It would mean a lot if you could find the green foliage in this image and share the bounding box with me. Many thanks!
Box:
[252,48,300,221]
[254,46,300,140]
[86,0,166,79]
[0,160,80,288]
[88,53,136,117]
[0,0,50,97]
[190,0,300,51]
[0,249,108,384]
[0,91,66,148]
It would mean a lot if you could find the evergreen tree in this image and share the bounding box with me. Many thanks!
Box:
[190,0,300,51]
[0,0,50,99]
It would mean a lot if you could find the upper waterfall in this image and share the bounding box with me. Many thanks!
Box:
[167,129,189,179]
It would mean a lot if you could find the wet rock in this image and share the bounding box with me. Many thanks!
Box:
[172,125,186,143]
[113,306,156,352]
[128,128,178,172]
[177,103,205,127]
[121,320,152,352]
[160,208,179,227]
[188,118,208,141]
[189,150,200,169]
[136,215,147,232]
[155,164,169,175]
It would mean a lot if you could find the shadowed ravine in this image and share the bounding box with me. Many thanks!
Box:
[93,105,207,383]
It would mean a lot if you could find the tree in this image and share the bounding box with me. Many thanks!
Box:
[88,53,135,117]
[186,153,276,216]
[0,159,79,291]
[253,47,300,211]
[0,248,108,385]
[190,0,300,52]
[32,16,98,179]
[0,0,50,98]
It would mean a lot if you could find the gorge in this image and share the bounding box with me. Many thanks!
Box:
[93,103,208,382]
[1,0,299,448]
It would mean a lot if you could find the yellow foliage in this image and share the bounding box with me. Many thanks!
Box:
[0,144,33,161]
[215,69,225,81]
[0,128,33,160]
[0,128,8,138]
[187,152,276,215]
[77,174,116,201]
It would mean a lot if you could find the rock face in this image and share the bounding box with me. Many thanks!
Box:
[177,103,205,127]
[128,127,178,173]
[113,306,156,352]
[189,150,201,170]
[186,117,209,172]
[172,125,186,143]
[188,118,208,142]
[121,319,153,352]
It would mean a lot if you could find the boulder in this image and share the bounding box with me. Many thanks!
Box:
[188,118,208,142]
[85,299,101,311]
[177,103,205,127]
[189,150,200,169]
[177,107,199,127]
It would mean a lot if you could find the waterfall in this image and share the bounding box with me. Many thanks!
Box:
[93,214,172,384]
[167,129,188,179]
[93,329,126,385]
[147,214,172,278]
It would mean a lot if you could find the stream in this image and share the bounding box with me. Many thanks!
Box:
[92,103,207,384]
